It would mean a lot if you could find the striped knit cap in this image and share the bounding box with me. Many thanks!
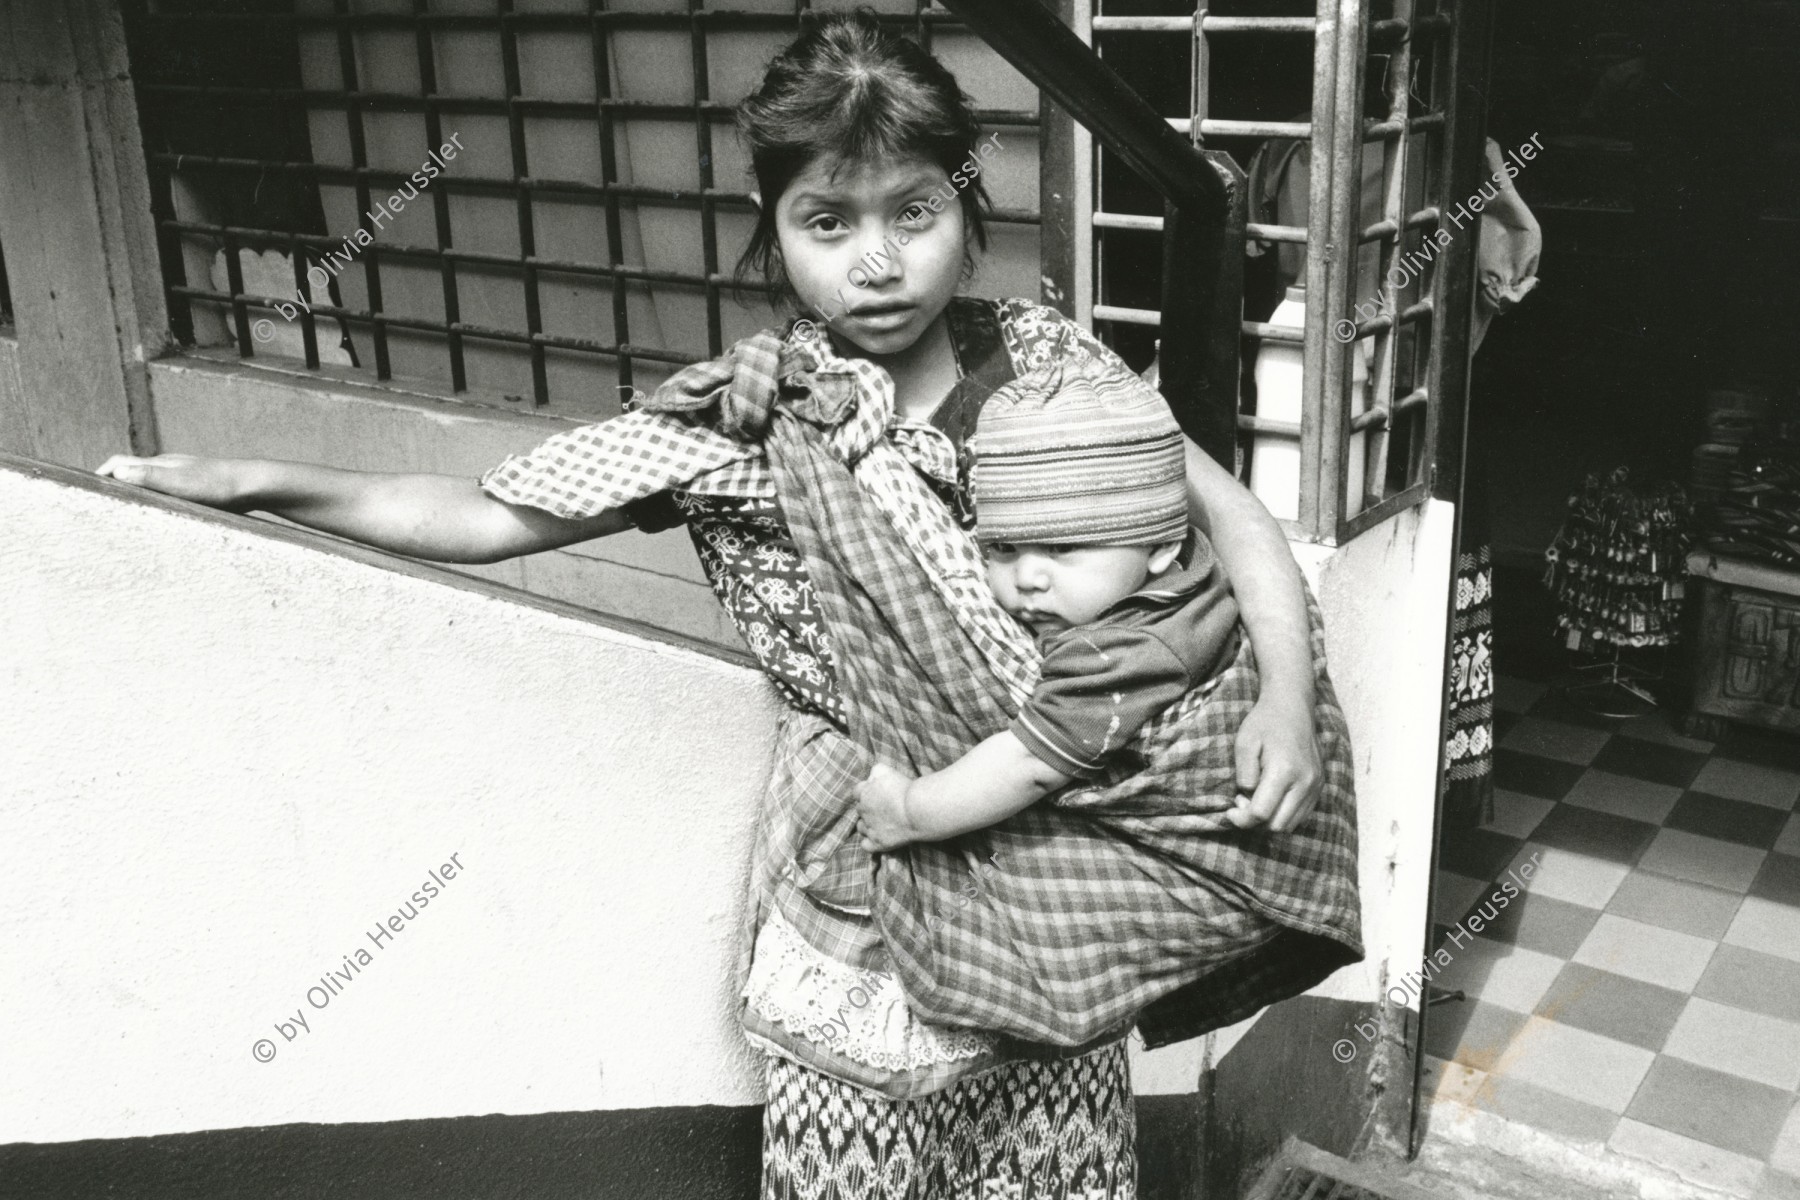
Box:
[970,359,1188,546]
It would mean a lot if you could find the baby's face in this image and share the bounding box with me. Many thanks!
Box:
[982,542,1158,637]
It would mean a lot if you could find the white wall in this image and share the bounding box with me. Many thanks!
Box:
[0,461,781,1143]
[0,458,1267,1146]
[1202,500,1454,1066]
[1300,500,1451,1007]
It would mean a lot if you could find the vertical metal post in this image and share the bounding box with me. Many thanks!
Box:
[1316,0,1368,541]
[1298,0,1343,537]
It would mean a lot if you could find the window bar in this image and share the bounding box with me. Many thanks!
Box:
[289,229,321,369]
[1189,3,1207,150]
[1360,0,1421,518]
[334,0,391,382]
[222,219,252,358]
[498,0,549,405]
[589,0,635,392]
[915,0,932,55]
[167,279,701,366]
[688,0,723,357]
[123,1,194,346]
[416,0,466,393]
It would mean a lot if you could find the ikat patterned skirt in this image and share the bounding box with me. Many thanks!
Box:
[761,1040,1135,1200]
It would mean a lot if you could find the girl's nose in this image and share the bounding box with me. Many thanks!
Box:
[855,230,905,285]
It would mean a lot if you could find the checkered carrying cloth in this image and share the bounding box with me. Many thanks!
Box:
[655,333,1366,1050]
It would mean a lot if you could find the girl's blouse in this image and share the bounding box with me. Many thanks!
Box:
[479,297,1136,723]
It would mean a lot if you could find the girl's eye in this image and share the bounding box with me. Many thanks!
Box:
[897,202,933,229]
[986,542,1017,558]
[1047,544,1079,556]
[807,215,847,235]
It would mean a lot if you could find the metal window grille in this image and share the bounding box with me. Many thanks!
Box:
[121,0,1042,419]
[0,235,12,326]
[1078,0,1485,544]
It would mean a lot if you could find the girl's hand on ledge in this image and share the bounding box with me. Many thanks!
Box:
[1226,692,1323,834]
[96,454,248,512]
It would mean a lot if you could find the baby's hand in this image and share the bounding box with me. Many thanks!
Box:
[854,762,918,853]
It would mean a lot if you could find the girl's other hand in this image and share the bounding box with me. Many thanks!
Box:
[96,454,248,512]
[1226,694,1323,833]
[854,762,919,853]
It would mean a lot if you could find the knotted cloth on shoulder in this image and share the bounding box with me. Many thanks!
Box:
[651,330,1362,1072]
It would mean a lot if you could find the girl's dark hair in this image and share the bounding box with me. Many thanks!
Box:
[733,9,992,308]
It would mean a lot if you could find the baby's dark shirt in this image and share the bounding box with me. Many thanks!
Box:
[1010,533,1243,778]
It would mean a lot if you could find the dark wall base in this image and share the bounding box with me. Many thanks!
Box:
[1198,995,1388,1200]
[0,1106,764,1200]
[2,1092,1214,1200]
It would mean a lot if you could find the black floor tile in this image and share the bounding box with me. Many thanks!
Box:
[1422,997,1533,1072]
[1534,962,1687,1051]
[1590,735,1707,789]
[1528,804,1660,866]
[1665,790,1788,850]
[1748,852,1800,907]
[1492,748,1587,801]
[1494,709,1522,741]
[1714,723,1800,771]
[1524,688,1628,733]
[1438,828,1527,882]
[1474,886,1602,957]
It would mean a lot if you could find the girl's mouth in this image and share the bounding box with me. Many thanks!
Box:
[847,303,916,329]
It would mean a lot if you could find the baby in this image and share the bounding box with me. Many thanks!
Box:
[854,361,1246,849]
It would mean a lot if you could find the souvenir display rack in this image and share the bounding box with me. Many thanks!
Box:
[1543,467,1694,715]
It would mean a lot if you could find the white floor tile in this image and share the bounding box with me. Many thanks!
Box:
[1772,1101,1800,1178]
[1485,789,1557,840]
[1500,717,1613,765]
[1563,769,1683,824]
[1423,1053,1490,1107]
[1759,1167,1800,1200]
[1639,828,1769,893]
[1498,1015,1655,1113]
[1693,758,1800,811]
[1663,997,1800,1090]
[1508,843,1630,909]
[1609,1118,1766,1198]
[1572,913,1720,991]
[1726,897,1800,965]
[1435,937,1567,1014]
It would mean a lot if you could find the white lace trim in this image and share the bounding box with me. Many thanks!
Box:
[743,908,996,1071]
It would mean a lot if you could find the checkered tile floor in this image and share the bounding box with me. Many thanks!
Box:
[1424,674,1800,1199]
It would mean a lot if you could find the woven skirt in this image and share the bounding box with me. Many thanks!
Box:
[1444,503,1496,829]
[761,1039,1136,1200]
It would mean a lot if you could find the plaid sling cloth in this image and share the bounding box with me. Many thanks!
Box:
[543,323,1359,1086]
[684,344,1365,1051]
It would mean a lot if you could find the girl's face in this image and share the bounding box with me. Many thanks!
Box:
[771,153,968,359]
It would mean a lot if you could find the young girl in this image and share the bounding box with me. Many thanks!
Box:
[98,13,1348,1198]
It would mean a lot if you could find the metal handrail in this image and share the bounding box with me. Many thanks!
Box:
[936,0,1246,467]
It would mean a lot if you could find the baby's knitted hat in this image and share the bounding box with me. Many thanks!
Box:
[970,360,1188,546]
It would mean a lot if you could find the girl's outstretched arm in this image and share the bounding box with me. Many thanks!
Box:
[95,454,627,564]
[1182,440,1323,833]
